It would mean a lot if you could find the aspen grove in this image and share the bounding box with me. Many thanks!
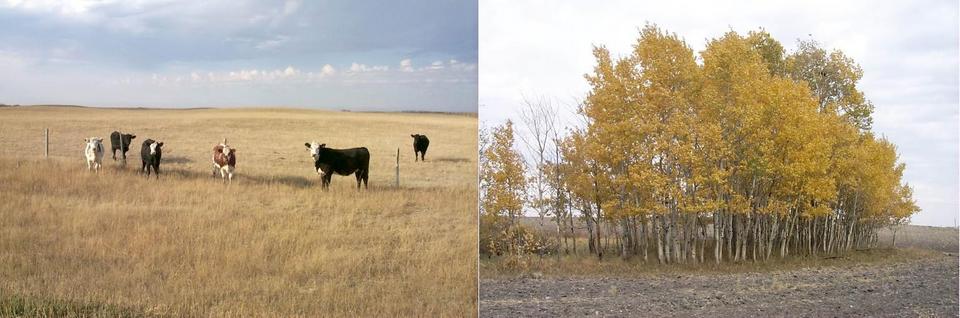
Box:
[480,25,919,265]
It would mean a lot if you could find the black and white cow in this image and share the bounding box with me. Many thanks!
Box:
[411,134,429,161]
[110,131,136,161]
[140,139,164,178]
[305,141,369,189]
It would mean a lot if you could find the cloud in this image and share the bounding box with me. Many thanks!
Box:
[283,65,299,76]
[349,62,389,72]
[282,0,301,17]
[399,58,414,72]
[0,0,478,112]
[428,60,444,70]
[320,64,335,76]
[254,35,291,50]
[133,60,476,88]
[0,0,476,72]
[2,0,103,20]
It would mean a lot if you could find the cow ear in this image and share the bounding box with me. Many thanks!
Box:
[411,134,415,138]
[158,142,164,147]
[85,138,89,142]
[320,144,326,148]
[131,135,136,139]
[304,142,312,149]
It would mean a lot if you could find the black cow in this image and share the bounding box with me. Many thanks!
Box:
[140,139,164,178]
[110,131,136,161]
[411,134,429,161]
[305,142,369,189]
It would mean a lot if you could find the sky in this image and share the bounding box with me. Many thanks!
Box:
[0,0,478,112]
[480,0,959,226]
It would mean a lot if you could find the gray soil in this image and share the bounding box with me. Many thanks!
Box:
[481,254,959,317]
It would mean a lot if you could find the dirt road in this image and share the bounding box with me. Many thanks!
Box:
[481,254,958,317]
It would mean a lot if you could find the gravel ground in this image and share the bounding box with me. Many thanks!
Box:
[481,254,958,317]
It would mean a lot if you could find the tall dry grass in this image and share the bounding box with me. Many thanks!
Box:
[0,106,478,317]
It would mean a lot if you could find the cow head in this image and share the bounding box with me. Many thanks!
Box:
[221,144,236,159]
[304,142,326,160]
[85,137,103,150]
[150,141,164,155]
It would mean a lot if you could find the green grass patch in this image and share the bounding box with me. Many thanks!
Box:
[0,291,156,318]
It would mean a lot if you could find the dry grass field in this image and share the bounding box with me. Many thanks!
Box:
[0,106,478,317]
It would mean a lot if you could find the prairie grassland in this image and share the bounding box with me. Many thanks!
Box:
[0,106,478,317]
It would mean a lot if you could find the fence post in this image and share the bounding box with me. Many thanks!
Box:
[118,129,126,167]
[44,128,49,158]
[395,148,400,188]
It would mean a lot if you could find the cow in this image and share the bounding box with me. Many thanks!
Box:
[83,137,104,172]
[212,139,237,182]
[411,134,429,161]
[139,139,164,178]
[304,141,369,190]
[110,131,136,161]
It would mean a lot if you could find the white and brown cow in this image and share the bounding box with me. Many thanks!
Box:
[212,139,237,182]
[84,137,104,172]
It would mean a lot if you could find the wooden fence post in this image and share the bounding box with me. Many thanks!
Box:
[118,129,126,167]
[44,128,49,158]
[395,148,400,188]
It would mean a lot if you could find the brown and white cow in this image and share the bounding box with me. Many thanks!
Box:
[212,139,237,182]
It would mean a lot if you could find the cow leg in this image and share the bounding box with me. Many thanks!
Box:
[362,169,369,189]
[154,163,160,179]
[422,150,426,161]
[321,173,330,189]
[141,160,147,175]
[355,172,362,189]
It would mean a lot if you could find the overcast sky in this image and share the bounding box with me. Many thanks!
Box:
[0,0,477,112]
[480,0,959,226]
